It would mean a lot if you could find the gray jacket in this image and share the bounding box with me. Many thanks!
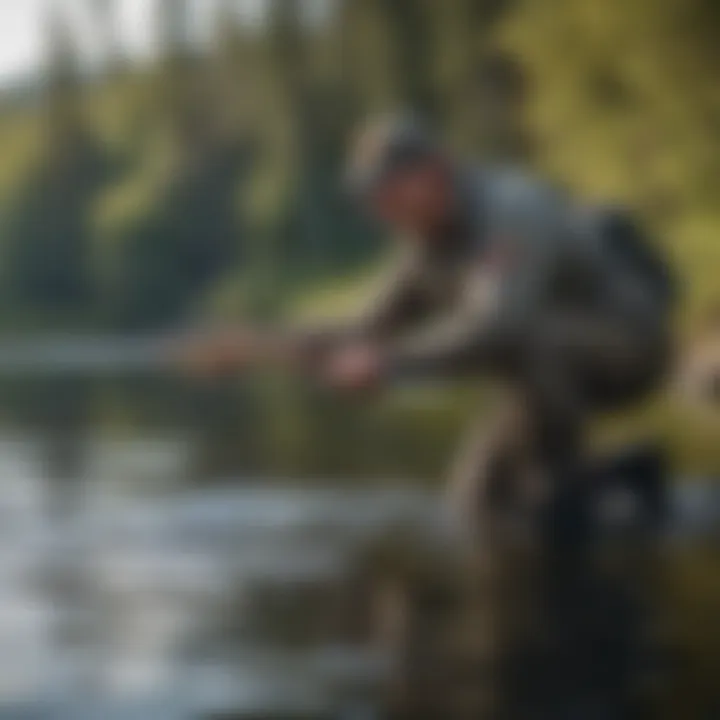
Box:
[326,166,670,378]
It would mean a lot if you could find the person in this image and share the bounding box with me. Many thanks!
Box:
[189,113,674,540]
[183,113,676,717]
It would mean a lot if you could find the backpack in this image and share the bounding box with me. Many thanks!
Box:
[597,207,677,312]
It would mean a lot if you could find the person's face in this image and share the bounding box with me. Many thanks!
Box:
[367,160,454,237]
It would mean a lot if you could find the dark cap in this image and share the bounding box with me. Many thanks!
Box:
[345,114,439,197]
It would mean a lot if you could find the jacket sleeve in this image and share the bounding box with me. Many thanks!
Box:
[354,247,430,338]
[290,247,429,355]
[384,179,566,378]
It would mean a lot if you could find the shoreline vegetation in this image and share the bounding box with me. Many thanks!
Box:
[0,0,716,477]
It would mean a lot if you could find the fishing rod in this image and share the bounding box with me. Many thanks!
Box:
[0,327,313,377]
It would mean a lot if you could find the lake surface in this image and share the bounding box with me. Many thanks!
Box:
[0,434,444,719]
[0,424,715,719]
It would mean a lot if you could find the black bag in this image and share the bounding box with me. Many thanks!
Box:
[599,207,677,311]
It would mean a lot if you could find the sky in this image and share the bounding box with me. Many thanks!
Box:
[0,0,279,85]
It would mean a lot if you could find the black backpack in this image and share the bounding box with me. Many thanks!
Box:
[598,207,677,311]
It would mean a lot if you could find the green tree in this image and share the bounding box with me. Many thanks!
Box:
[1,8,112,326]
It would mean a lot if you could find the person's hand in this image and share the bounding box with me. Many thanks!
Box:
[323,342,386,392]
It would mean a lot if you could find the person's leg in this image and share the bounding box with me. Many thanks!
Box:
[444,404,523,545]
[526,311,671,415]
[518,312,671,717]
[435,310,668,717]
[443,400,549,717]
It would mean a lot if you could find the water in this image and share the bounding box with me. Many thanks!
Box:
[0,435,438,719]
[0,426,716,719]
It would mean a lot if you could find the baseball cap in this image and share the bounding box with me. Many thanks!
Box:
[345,113,439,197]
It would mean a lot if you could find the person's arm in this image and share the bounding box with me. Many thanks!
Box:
[384,184,563,379]
[180,248,428,376]
[289,246,429,357]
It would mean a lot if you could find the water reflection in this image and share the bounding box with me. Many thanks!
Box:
[0,426,439,718]
[0,375,717,718]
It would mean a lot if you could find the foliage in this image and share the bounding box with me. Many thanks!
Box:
[0,0,716,473]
